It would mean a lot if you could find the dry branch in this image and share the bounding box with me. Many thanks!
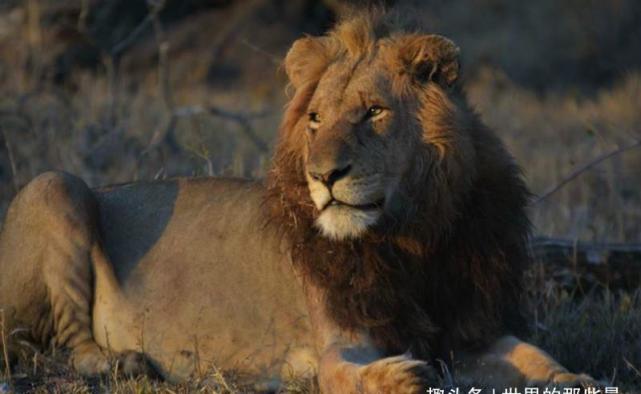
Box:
[162,105,270,154]
[206,107,270,153]
[533,139,641,205]
[1,309,12,383]
[139,0,270,156]
[209,0,267,66]
[531,237,641,290]
[110,14,154,57]
[0,110,32,194]
[0,128,18,194]
[240,39,282,65]
[70,0,273,159]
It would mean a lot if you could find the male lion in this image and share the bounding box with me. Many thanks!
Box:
[0,13,597,392]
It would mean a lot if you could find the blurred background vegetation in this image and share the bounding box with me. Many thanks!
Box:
[1,0,641,392]
[0,0,640,242]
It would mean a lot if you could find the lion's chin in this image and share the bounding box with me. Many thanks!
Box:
[315,205,381,240]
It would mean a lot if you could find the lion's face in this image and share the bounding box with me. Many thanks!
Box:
[302,60,413,240]
[282,23,462,240]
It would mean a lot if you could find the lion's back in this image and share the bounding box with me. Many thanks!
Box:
[91,177,313,380]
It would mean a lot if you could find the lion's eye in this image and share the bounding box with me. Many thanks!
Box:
[364,106,385,120]
[308,112,321,131]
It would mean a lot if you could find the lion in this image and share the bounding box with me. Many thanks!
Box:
[0,13,598,392]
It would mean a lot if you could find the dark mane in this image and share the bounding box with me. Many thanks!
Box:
[264,14,531,361]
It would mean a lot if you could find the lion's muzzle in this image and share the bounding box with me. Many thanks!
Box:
[306,168,388,240]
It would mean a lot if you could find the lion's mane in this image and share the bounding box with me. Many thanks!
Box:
[264,13,531,362]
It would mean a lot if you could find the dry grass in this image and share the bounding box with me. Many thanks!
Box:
[529,288,641,391]
[5,348,245,393]
[467,68,641,243]
[2,286,640,393]
[1,0,640,392]
[3,342,316,393]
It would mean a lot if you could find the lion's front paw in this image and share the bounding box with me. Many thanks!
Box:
[359,355,436,394]
[71,343,154,378]
[71,342,111,376]
[114,350,156,377]
[550,372,602,389]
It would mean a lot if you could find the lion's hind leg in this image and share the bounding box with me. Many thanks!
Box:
[0,172,117,376]
[454,335,599,390]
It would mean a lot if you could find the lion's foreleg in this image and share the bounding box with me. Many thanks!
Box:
[454,335,598,389]
[304,283,435,394]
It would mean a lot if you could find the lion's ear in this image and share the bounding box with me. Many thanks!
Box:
[284,36,333,89]
[399,34,460,87]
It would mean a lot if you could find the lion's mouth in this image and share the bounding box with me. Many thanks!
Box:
[322,198,385,212]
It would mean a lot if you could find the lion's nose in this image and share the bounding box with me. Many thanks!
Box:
[308,163,352,186]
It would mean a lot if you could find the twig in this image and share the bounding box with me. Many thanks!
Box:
[623,357,641,379]
[187,143,214,176]
[1,309,12,383]
[209,0,267,65]
[102,54,119,127]
[533,139,641,205]
[149,0,173,112]
[172,105,270,153]
[135,0,270,156]
[173,106,268,119]
[108,0,167,58]
[207,107,270,153]
[1,127,18,194]
[531,236,641,255]
[239,39,282,65]
[110,14,154,57]
[531,236,641,290]
[77,0,90,33]
[141,0,182,155]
